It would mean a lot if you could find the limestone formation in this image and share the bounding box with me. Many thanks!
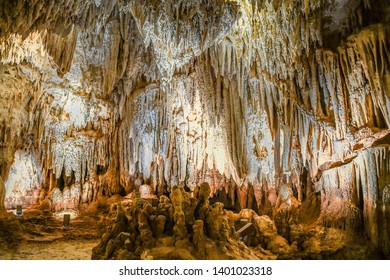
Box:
[0,0,389,259]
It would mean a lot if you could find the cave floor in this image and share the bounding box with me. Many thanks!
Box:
[0,212,101,260]
[5,238,99,260]
[0,209,384,260]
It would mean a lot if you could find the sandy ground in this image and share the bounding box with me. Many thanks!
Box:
[0,213,101,260]
[6,239,99,260]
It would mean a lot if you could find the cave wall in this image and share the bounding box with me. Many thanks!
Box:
[0,0,389,255]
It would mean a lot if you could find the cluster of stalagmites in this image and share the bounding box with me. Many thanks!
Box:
[0,0,389,259]
[91,182,354,260]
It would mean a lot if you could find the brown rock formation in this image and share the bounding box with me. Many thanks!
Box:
[0,0,389,259]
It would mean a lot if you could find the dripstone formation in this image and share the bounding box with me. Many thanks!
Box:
[0,0,389,259]
[91,183,343,260]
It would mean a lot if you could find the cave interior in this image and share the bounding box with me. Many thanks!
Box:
[0,0,389,260]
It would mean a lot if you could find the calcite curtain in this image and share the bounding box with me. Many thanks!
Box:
[0,0,389,256]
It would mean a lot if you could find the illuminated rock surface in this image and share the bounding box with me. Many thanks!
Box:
[0,0,389,259]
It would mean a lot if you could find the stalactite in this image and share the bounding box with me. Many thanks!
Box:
[0,0,389,258]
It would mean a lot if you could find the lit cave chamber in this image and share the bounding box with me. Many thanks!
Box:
[0,0,389,260]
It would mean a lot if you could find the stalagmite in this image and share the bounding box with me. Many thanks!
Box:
[0,0,389,260]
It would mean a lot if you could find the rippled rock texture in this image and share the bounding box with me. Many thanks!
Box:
[0,0,389,259]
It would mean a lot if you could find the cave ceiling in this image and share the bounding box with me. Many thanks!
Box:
[0,0,389,257]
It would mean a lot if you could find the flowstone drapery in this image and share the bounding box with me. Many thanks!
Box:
[0,0,389,259]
